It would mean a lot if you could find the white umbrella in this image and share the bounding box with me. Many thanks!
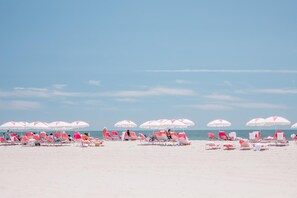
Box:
[291,123,297,129]
[48,121,72,131]
[246,118,265,127]
[114,120,137,128]
[0,121,25,130]
[207,119,231,128]
[161,119,187,129]
[139,120,160,129]
[71,121,90,129]
[27,121,49,130]
[264,116,291,126]
[178,118,195,127]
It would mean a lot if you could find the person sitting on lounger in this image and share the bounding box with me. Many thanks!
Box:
[166,129,172,140]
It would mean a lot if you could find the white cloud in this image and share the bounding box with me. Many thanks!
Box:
[204,93,241,101]
[178,104,233,110]
[175,79,191,84]
[0,100,43,110]
[232,102,287,109]
[145,69,297,74]
[251,88,297,94]
[114,98,139,102]
[88,80,101,87]
[100,86,196,97]
[52,84,67,90]
[84,100,102,106]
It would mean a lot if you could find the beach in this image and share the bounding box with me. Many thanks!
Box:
[1,140,297,198]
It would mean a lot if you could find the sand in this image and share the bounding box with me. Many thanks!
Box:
[1,140,297,198]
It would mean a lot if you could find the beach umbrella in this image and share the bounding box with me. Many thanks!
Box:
[139,120,160,129]
[0,121,25,130]
[27,121,49,130]
[178,118,195,127]
[114,120,137,128]
[291,123,297,129]
[246,118,265,127]
[161,119,188,129]
[207,119,231,128]
[71,121,90,129]
[264,116,291,127]
[48,121,72,131]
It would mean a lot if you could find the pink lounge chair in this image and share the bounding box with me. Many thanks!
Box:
[223,143,236,150]
[103,131,114,141]
[138,133,146,141]
[218,131,231,141]
[111,131,120,140]
[205,141,220,150]
[0,136,6,144]
[74,131,82,140]
[239,139,252,150]
[130,132,137,141]
[178,133,191,145]
[208,132,218,140]
[170,132,179,142]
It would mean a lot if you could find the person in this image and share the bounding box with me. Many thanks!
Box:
[126,130,131,137]
[166,129,172,140]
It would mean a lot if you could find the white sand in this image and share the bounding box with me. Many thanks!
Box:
[1,140,297,198]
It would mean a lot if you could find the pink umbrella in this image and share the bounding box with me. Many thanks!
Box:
[71,121,90,129]
[48,121,72,131]
[0,121,25,130]
[178,119,195,127]
[207,119,231,128]
[246,118,265,127]
[264,116,291,126]
[27,121,49,130]
[114,120,137,128]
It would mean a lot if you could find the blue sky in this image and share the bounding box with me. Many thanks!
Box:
[0,0,297,130]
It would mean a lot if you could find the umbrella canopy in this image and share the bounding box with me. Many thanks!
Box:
[114,120,137,128]
[48,121,72,131]
[27,121,49,130]
[264,116,291,126]
[178,119,195,127]
[246,118,265,127]
[207,119,231,128]
[160,119,187,129]
[0,121,25,130]
[139,120,160,129]
[71,121,90,129]
[291,123,297,129]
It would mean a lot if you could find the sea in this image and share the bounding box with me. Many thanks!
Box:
[12,129,295,140]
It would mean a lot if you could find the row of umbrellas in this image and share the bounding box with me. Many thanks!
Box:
[114,116,297,129]
[0,121,90,131]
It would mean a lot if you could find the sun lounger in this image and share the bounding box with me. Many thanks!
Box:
[228,132,237,141]
[104,131,114,141]
[218,131,231,141]
[111,131,121,140]
[253,143,269,151]
[205,141,220,150]
[223,143,236,150]
[249,131,262,143]
[178,133,191,145]
[239,139,252,150]
[274,131,289,146]
[208,132,218,140]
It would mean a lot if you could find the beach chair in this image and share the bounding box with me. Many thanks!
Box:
[138,133,146,142]
[274,131,289,146]
[205,141,220,150]
[249,131,261,143]
[111,131,121,140]
[170,132,179,142]
[228,132,237,141]
[253,143,269,151]
[223,143,236,150]
[103,131,114,141]
[130,132,137,141]
[218,131,230,141]
[208,132,218,140]
[239,139,252,150]
[0,136,7,145]
[178,133,191,145]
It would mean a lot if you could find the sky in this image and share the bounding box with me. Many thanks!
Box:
[0,0,297,130]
